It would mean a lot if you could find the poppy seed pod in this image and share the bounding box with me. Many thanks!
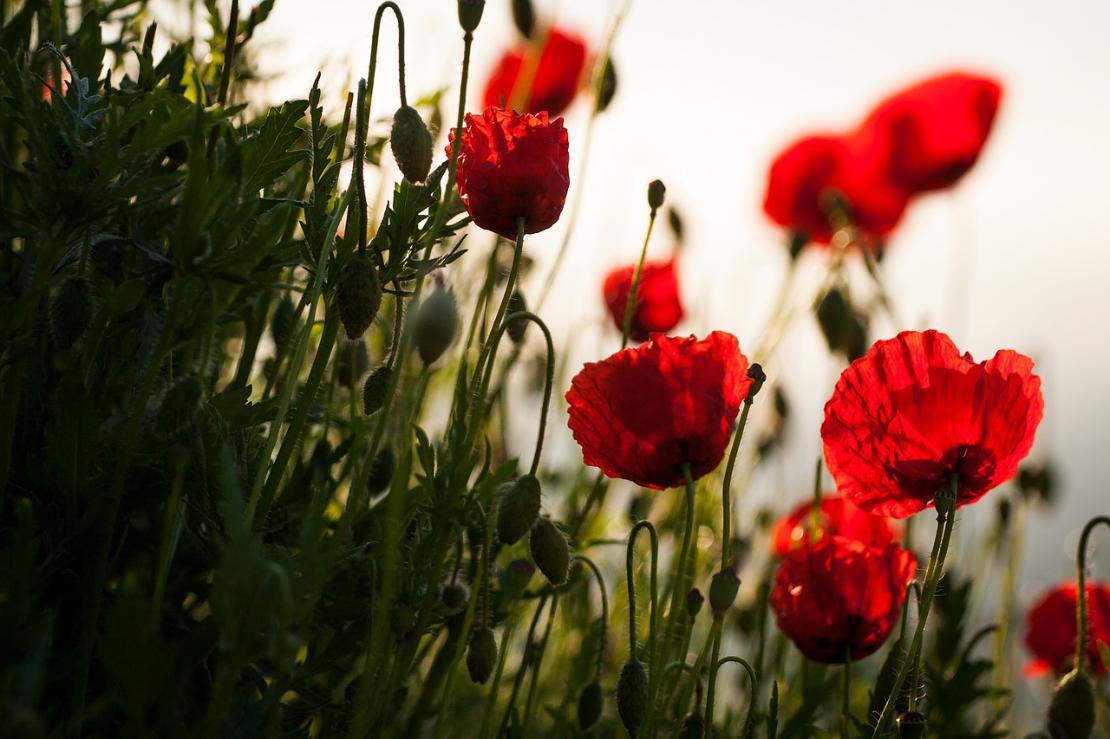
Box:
[576,680,602,730]
[49,275,94,350]
[413,284,459,365]
[366,447,395,496]
[1047,669,1095,739]
[457,0,484,32]
[390,105,433,183]
[506,291,528,343]
[709,569,740,617]
[530,517,569,586]
[897,711,927,739]
[647,179,666,210]
[497,474,542,545]
[440,581,470,615]
[679,712,704,739]
[271,294,297,350]
[362,364,392,416]
[616,659,648,737]
[686,588,705,618]
[466,626,498,684]
[336,254,382,339]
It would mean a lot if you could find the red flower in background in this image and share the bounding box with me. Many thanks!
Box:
[863,72,1002,194]
[822,330,1043,519]
[762,133,908,244]
[1024,582,1110,676]
[771,494,898,557]
[566,332,752,489]
[450,107,570,239]
[771,536,917,663]
[602,259,684,342]
[482,28,588,116]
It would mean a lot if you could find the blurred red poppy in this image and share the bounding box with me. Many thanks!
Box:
[863,72,1002,194]
[771,494,898,557]
[1024,582,1110,676]
[771,536,917,663]
[482,28,588,117]
[566,332,752,489]
[822,330,1043,518]
[762,133,908,244]
[449,107,570,239]
[602,259,684,342]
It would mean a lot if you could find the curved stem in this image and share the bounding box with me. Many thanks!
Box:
[1075,515,1110,676]
[720,398,754,570]
[574,555,610,679]
[620,201,659,349]
[626,520,660,668]
[351,78,369,256]
[367,2,406,109]
[713,656,759,739]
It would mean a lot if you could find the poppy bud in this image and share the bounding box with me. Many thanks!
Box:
[897,711,927,739]
[746,363,767,399]
[816,287,868,361]
[367,447,395,495]
[155,377,202,439]
[1018,461,1057,506]
[336,254,382,339]
[466,626,498,684]
[362,364,392,416]
[709,568,740,618]
[511,0,534,38]
[616,659,648,737]
[390,105,433,183]
[1047,669,1094,739]
[530,517,569,586]
[686,588,705,618]
[647,179,666,211]
[577,680,603,730]
[413,283,459,365]
[49,275,94,350]
[506,291,528,344]
[497,474,542,545]
[335,340,369,388]
[457,0,484,32]
[596,57,617,113]
[679,712,704,739]
[440,581,469,615]
[271,294,297,350]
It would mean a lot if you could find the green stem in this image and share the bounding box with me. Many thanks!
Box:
[626,521,660,667]
[151,451,189,630]
[720,398,755,570]
[620,202,659,349]
[575,556,610,679]
[1075,515,1110,676]
[496,595,550,738]
[712,656,758,739]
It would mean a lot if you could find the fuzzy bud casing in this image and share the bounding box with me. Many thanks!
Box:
[367,447,395,496]
[647,179,666,210]
[1047,669,1095,739]
[271,294,297,350]
[897,711,927,739]
[530,517,569,586]
[440,581,470,615]
[709,568,740,617]
[497,474,542,545]
[336,254,382,339]
[414,284,459,365]
[616,659,648,737]
[362,364,392,416]
[466,626,498,684]
[390,105,433,183]
[506,291,528,344]
[686,588,705,618]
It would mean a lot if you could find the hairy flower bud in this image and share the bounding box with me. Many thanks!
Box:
[577,680,602,730]
[686,588,705,618]
[362,364,392,416]
[596,57,618,113]
[367,447,395,496]
[497,474,542,545]
[616,659,648,737]
[506,291,528,344]
[1047,669,1094,739]
[530,517,569,586]
[413,283,459,365]
[271,294,297,350]
[440,581,470,615]
[390,105,433,183]
[466,626,498,684]
[709,568,740,618]
[336,254,382,339]
[746,363,767,399]
[647,179,666,210]
[897,711,927,739]
[457,0,484,32]
[49,275,94,350]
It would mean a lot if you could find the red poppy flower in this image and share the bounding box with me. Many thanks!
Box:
[566,332,752,489]
[762,133,909,244]
[822,330,1043,518]
[482,28,588,116]
[771,536,917,663]
[1024,582,1110,677]
[771,494,899,558]
[602,259,684,342]
[863,72,1002,194]
[449,107,570,239]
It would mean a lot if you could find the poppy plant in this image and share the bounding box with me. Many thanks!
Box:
[602,259,684,342]
[482,28,588,117]
[1024,582,1110,677]
[770,536,917,663]
[565,332,752,489]
[450,107,570,239]
[771,494,898,558]
[821,330,1043,518]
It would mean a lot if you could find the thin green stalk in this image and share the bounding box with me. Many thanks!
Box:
[575,555,610,679]
[1075,515,1110,676]
[151,451,189,630]
[620,202,659,349]
[521,595,559,729]
[713,656,758,739]
[495,595,551,738]
[627,521,660,668]
[477,617,518,739]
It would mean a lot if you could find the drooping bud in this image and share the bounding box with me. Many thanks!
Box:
[679,712,704,739]
[154,377,203,439]
[616,659,648,737]
[466,626,498,684]
[506,291,528,344]
[336,253,382,339]
[897,711,927,739]
[390,105,433,183]
[686,588,705,618]
[413,282,459,365]
[511,0,534,38]
[647,179,666,211]
[362,364,392,415]
[746,363,767,399]
[816,287,868,361]
[596,57,618,113]
[457,0,484,32]
[1047,669,1095,739]
[496,474,542,545]
[530,517,569,586]
[576,680,603,730]
[709,568,740,618]
[49,275,94,350]
[334,340,370,388]
[271,294,297,350]
[440,581,470,615]
[366,447,395,495]
[501,558,535,596]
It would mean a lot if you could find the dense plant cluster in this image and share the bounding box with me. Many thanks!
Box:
[0,1,1107,738]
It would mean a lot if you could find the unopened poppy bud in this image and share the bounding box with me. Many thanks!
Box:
[466,626,498,684]
[440,581,469,615]
[596,57,617,113]
[746,363,767,399]
[816,287,868,361]
[576,680,602,730]
[457,0,484,32]
[497,474,542,545]
[390,105,433,183]
[511,0,534,38]
[155,377,203,439]
[679,712,704,739]
[647,179,666,211]
[502,558,535,595]
[271,294,296,350]
[334,340,369,388]
[897,711,927,739]
[506,291,528,344]
[1018,461,1057,506]
[336,254,382,339]
[49,275,93,350]
[362,364,392,415]
[686,588,705,618]
[616,659,648,737]
[709,568,740,617]
[413,283,459,365]
[530,517,569,586]
[367,447,395,495]
[1047,669,1094,739]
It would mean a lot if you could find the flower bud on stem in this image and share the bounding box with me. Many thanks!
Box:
[621,181,663,348]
